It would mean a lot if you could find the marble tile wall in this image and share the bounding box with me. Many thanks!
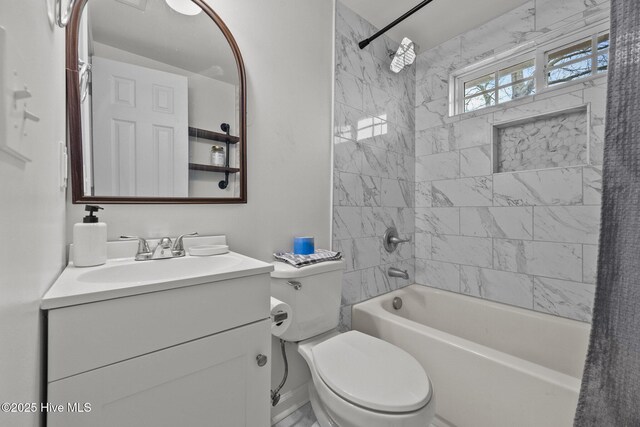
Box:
[334,2,416,330]
[497,109,588,172]
[413,0,609,322]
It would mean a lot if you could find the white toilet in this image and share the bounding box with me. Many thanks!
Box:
[271,260,435,427]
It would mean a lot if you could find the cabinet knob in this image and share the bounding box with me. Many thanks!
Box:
[256,354,268,367]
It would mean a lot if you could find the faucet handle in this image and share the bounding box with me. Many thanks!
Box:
[172,232,199,253]
[120,235,151,254]
[383,227,411,253]
[389,235,411,245]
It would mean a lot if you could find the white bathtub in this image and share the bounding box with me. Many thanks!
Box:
[352,284,590,427]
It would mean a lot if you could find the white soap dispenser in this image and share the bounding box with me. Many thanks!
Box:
[73,205,107,267]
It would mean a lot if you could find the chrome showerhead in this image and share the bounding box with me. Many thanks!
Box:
[390,37,416,73]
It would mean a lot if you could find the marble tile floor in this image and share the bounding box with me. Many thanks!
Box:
[272,401,438,427]
[273,403,319,427]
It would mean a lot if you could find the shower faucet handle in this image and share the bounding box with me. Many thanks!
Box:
[383,227,411,253]
[389,235,411,244]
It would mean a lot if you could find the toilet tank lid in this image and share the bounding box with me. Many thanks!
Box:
[270,260,345,279]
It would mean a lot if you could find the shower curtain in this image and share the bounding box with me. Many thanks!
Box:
[574,0,640,425]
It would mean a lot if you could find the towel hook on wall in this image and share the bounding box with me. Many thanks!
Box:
[55,0,78,28]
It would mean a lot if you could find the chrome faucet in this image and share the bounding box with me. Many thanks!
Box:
[121,232,198,261]
[383,227,411,253]
[388,267,409,280]
[151,237,174,259]
[172,232,198,257]
[120,236,152,261]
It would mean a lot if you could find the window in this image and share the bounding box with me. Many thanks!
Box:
[450,18,609,116]
[546,33,609,86]
[463,59,535,113]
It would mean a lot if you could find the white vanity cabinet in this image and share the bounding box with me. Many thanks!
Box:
[44,269,272,427]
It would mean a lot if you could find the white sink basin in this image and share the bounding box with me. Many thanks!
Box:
[77,255,243,285]
[41,236,274,310]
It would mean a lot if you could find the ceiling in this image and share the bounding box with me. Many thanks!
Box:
[341,0,530,51]
[88,0,239,85]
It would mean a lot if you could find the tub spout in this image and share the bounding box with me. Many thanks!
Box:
[388,267,409,280]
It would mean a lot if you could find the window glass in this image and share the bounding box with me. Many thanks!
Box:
[498,79,535,103]
[597,34,609,51]
[548,58,593,84]
[465,92,495,112]
[464,73,495,97]
[455,30,609,115]
[463,59,535,113]
[596,34,609,74]
[546,33,609,86]
[547,40,591,68]
[597,53,608,73]
[498,59,535,86]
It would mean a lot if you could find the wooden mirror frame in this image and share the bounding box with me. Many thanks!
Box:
[66,0,247,204]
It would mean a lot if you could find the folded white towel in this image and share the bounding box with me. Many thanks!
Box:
[273,249,342,268]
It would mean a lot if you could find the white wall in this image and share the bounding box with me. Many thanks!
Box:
[67,0,334,260]
[188,73,237,130]
[66,0,335,421]
[0,1,67,426]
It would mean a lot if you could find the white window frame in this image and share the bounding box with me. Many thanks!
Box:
[449,12,610,117]
[456,53,536,115]
[540,25,609,88]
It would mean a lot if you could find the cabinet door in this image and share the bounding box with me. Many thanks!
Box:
[48,320,270,427]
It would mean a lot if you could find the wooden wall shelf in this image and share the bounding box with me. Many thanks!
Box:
[189,163,240,173]
[188,127,239,144]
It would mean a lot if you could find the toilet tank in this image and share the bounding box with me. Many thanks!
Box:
[271,260,344,342]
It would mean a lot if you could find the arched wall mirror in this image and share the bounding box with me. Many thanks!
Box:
[66,0,246,203]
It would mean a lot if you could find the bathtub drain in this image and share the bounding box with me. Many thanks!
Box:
[392,297,403,310]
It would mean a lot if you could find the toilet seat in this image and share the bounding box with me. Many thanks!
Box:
[311,331,432,413]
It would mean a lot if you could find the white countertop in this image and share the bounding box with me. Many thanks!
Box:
[42,236,274,310]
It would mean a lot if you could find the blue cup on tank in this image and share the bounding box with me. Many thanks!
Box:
[293,237,315,255]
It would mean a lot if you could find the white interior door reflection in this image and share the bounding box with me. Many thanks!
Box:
[91,57,189,197]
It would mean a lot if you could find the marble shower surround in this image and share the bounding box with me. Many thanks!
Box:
[413,0,609,322]
[333,2,416,330]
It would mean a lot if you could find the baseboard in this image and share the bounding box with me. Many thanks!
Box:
[270,383,310,426]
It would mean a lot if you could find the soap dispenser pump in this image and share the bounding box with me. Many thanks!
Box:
[73,205,107,267]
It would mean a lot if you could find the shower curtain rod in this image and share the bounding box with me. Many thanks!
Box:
[358,0,436,49]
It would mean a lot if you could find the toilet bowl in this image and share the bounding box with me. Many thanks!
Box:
[298,330,435,427]
[270,260,435,427]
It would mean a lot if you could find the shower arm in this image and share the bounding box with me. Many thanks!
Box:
[358,0,436,50]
